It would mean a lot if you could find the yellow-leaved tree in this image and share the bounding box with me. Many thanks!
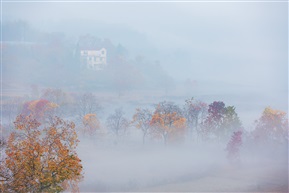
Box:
[254,107,288,143]
[0,115,83,193]
[150,101,186,145]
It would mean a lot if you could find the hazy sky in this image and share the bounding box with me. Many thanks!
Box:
[2,2,288,91]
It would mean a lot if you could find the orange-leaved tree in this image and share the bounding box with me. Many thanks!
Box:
[150,101,186,145]
[82,114,100,135]
[254,107,288,143]
[22,99,58,122]
[0,115,83,193]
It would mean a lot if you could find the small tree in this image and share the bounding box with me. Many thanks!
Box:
[41,88,72,116]
[226,131,242,164]
[82,114,100,136]
[254,107,288,144]
[77,93,102,121]
[183,98,207,140]
[203,101,226,138]
[222,106,242,139]
[106,108,129,144]
[202,101,241,140]
[0,115,83,192]
[22,99,59,123]
[150,101,186,145]
[41,88,68,106]
[132,108,153,144]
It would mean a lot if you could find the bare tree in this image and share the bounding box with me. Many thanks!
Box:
[154,101,182,115]
[41,88,73,117]
[106,108,129,144]
[132,108,153,144]
[183,98,207,140]
[76,93,102,121]
[41,88,69,105]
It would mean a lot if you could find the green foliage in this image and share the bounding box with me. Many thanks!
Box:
[203,101,242,140]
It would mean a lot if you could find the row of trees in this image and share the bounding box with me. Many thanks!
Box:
[2,88,287,146]
[2,89,100,130]
[3,95,242,146]
[132,99,241,145]
[0,91,287,192]
[80,98,287,146]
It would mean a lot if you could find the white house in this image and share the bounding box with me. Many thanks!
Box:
[80,48,107,71]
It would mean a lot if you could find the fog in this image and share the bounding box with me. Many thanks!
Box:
[1,1,288,192]
[76,138,287,192]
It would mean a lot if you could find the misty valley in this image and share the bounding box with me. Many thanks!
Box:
[1,87,287,192]
[1,2,288,192]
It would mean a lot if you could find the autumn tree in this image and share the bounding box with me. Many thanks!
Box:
[150,101,186,145]
[183,98,207,140]
[253,107,288,143]
[222,106,242,138]
[0,137,7,188]
[41,88,72,116]
[41,88,68,105]
[132,108,153,144]
[82,114,101,136]
[77,93,102,121]
[226,130,242,164]
[202,101,241,140]
[21,99,58,123]
[0,115,83,192]
[106,108,129,144]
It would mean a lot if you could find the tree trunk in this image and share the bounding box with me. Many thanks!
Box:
[163,133,168,146]
[142,133,146,145]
